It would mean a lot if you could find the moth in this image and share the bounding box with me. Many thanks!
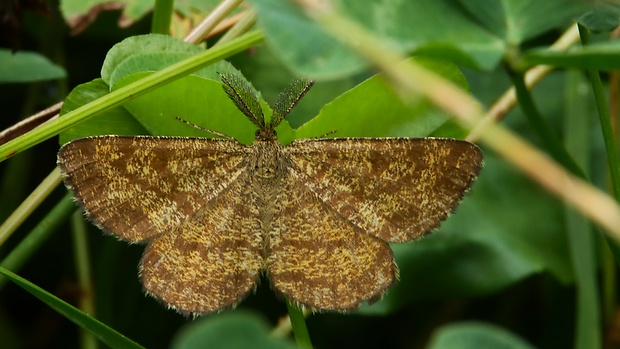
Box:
[57,73,483,315]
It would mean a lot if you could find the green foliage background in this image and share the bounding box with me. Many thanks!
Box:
[0,0,618,348]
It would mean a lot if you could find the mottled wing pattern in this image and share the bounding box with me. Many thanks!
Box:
[267,169,397,310]
[284,138,483,243]
[140,170,263,315]
[57,136,248,242]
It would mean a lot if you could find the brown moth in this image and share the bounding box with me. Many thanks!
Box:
[57,73,483,316]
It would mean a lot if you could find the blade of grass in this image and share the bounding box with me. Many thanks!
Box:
[0,193,75,290]
[508,68,584,177]
[0,266,144,349]
[578,24,620,202]
[564,69,601,349]
[0,167,63,247]
[510,67,620,263]
[467,24,581,142]
[578,21,620,336]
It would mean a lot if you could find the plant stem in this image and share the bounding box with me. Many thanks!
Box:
[71,210,98,349]
[216,8,257,46]
[184,0,243,43]
[578,24,620,202]
[151,0,175,35]
[286,300,313,349]
[508,68,584,178]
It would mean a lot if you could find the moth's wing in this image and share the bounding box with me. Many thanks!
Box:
[267,170,397,311]
[284,138,483,243]
[57,136,248,242]
[140,170,263,315]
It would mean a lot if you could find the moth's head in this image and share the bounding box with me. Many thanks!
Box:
[255,127,277,141]
[219,72,314,140]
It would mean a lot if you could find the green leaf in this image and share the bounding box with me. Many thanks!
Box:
[294,58,469,139]
[457,0,586,45]
[253,0,505,74]
[254,0,365,79]
[170,311,296,349]
[65,57,468,147]
[58,33,265,145]
[522,41,620,70]
[427,322,536,349]
[0,49,66,83]
[577,0,620,32]
[0,267,144,349]
[98,35,263,143]
[101,34,238,86]
[338,0,504,70]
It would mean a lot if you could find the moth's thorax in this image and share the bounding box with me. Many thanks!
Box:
[248,139,287,182]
